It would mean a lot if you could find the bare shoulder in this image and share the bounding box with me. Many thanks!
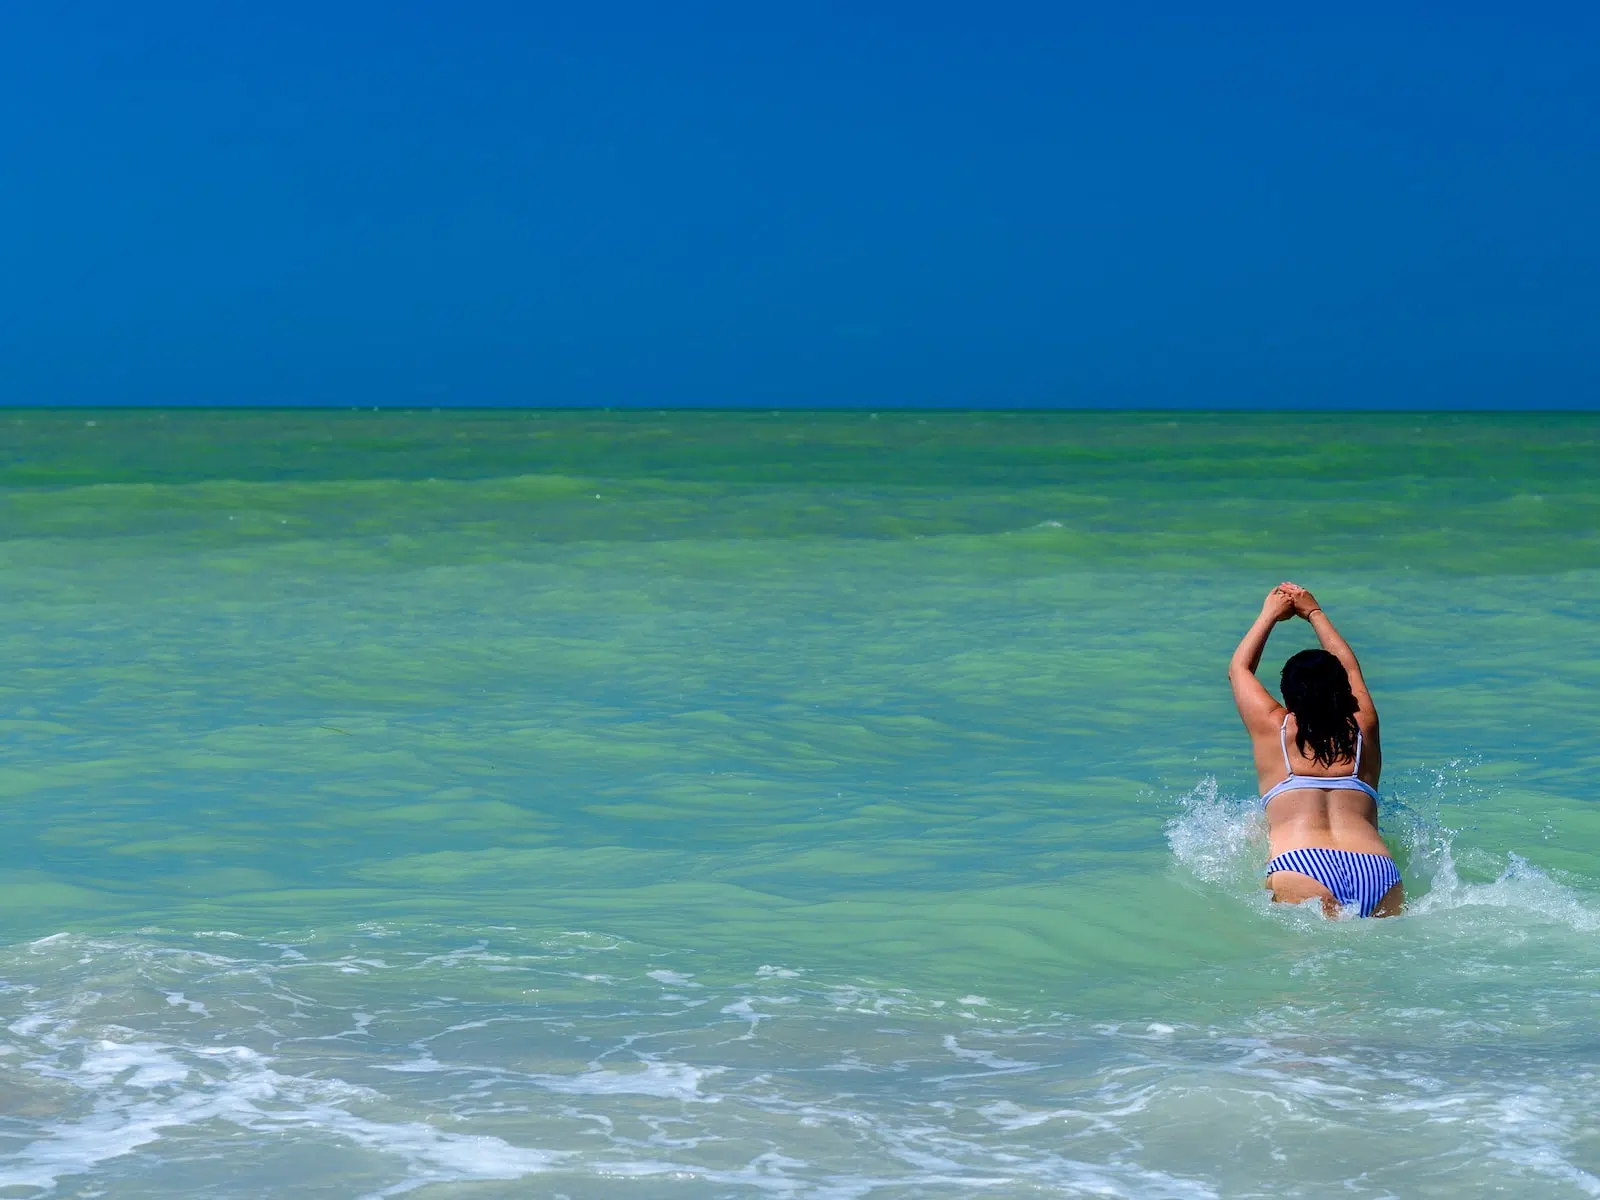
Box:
[1230,662,1286,733]
[1243,697,1288,738]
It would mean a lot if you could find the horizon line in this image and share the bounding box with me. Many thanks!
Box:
[1,405,1596,416]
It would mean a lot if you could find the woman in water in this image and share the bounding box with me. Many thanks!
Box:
[1229,583,1402,917]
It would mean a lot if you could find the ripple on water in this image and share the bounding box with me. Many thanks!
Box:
[2,921,1598,1198]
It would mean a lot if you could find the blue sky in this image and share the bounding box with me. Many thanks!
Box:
[2,2,1595,408]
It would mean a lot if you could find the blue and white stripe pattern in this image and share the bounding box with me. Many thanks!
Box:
[1265,848,1402,917]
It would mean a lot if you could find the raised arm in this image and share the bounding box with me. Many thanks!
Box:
[1279,584,1376,723]
[1229,588,1294,731]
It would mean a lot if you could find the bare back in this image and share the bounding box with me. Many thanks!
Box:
[1248,710,1387,858]
[1229,584,1402,916]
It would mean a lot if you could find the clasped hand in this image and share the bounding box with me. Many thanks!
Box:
[1261,581,1319,623]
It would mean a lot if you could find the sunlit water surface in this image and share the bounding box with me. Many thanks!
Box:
[1,411,1598,1198]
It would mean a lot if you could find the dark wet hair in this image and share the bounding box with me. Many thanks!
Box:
[1279,649,1359,767]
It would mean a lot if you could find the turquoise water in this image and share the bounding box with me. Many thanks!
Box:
[2,410,1599,1197]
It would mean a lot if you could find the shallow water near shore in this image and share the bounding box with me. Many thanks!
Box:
[1,410,1598,1197]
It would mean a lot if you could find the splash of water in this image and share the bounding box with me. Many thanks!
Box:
[1166,765,1600,934]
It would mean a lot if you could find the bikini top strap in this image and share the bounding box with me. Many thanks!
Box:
[1353,726,1363,773]
[1279,714,1293,773]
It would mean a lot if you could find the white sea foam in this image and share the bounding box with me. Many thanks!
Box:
[1409,849,1600,932]
[1166,768,1600,934]
[5,925,1600,1198]
[1165,775,1267,891]
[931,1035,1038,1081]
[531,1060,720,1101]
[0,1022,562,1196]
[646,969,698,986]
[720,997,771,1039]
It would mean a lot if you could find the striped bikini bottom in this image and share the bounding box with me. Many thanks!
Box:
[1265,848,1402,918]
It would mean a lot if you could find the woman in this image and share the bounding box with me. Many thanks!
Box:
[1229,583,1402,917]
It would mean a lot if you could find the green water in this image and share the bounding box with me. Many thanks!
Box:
[1,410,1598,1197]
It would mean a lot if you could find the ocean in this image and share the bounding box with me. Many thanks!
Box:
[1,409,1597,1197]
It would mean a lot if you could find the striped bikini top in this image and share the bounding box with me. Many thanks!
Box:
[1260,714,1380,808]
